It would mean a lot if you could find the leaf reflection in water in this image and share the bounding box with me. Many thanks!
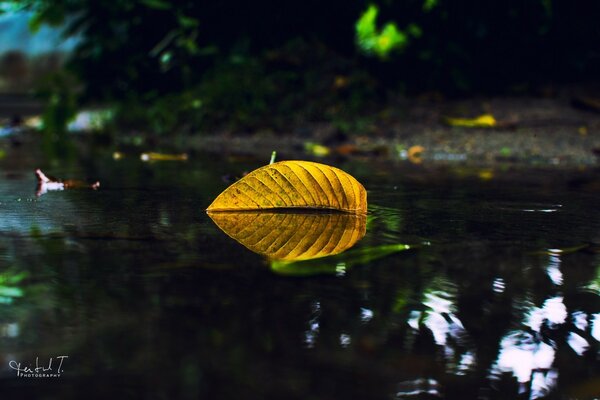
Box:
[207,211,366,261]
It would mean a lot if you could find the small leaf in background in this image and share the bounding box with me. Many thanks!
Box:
[208,212,366,261]
[140,152,189,161]
[478,169,494,180]
[444,114,497,128]
[207,160,367,214]
[271,243,414,277]
[304,142,331,157]
[408,145,425,164]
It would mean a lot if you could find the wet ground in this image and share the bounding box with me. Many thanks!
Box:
[191,93,600,167]
[0,137,598,399]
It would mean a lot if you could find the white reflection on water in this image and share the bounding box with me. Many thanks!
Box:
[418,290,468,347]
[492,296,565,397]
[494,331,555,383]
[304,301,320,348]
[530,369,559,399]
[457,351,476,375]
[527,297,567,331]
[339,333,351,347]
[493,277,505,293]
[360,308,373,323]
[592,314,600,342]
[572,311,588,330]
[395,378,440,398]
[491,295,599,399]
[403,275,597,399]
[567,332,589,355]
[546,255,563,286]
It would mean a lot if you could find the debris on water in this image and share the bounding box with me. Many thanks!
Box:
[35,169,100,197]
[408,145,425,164]
[140,152,189,161]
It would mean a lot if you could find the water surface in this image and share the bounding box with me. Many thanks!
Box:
[0,149,598,399]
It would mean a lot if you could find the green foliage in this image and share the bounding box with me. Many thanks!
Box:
[36,70,78,135]
[11,0,600,132]
[422,0,438,12]
[356,5,409,59]
[0,269,28,304]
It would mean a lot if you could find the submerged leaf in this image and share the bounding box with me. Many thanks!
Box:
[207,160,367,214]
[208,212,366,261]
[271,243,414,276]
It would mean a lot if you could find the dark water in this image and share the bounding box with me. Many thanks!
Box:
[0,147,599,399]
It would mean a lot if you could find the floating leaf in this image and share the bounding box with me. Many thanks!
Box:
[207,160,367,214]
[208,212,366,261]
[444,114,497,128]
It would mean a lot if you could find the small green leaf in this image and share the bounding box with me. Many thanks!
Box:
[271,243,414,276]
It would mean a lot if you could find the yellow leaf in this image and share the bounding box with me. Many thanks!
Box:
[140,152,188,161]
[444,114,497,128]
[206,160,367,214]
[208,212,366,261]
[407,145,425,164]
